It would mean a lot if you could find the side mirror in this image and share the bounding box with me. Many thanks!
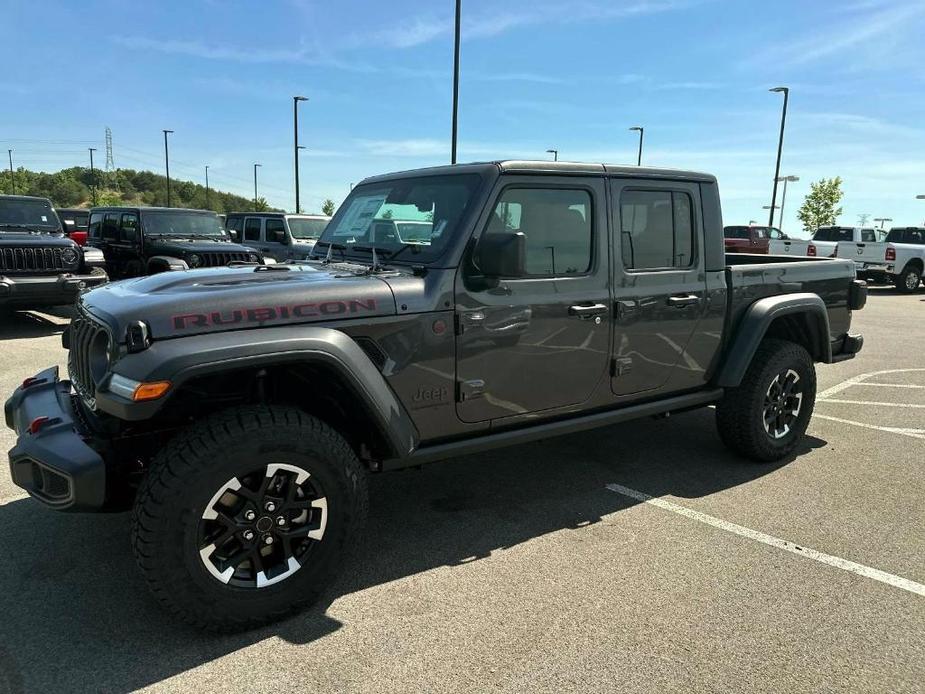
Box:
[228,230,239,241]
[475,232,526,278]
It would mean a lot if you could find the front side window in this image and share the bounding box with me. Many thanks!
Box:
[620,190,695,270]
[102,213,120,241]
[226,217,244,234]
[485,187,592,276]
[244,218,262,241]
[265,219,286,242]
[88,212,103,238]
[121,213,138,241]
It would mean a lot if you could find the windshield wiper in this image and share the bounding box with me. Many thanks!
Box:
[0,223,56,234]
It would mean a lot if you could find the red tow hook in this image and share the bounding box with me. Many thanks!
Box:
[28,416,60,435]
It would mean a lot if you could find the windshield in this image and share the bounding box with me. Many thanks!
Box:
[0,198,61,232]
[288,218,328,239]
[144,212,226,237]
[813,227,852,242]
[885,228,925,245]
[313,173,482,263]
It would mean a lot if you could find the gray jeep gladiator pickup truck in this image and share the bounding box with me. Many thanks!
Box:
[5,161,866,630]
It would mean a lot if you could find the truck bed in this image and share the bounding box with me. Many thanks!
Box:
[724,253,856,351]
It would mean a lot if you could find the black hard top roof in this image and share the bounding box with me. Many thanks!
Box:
[0,194,54,203]
[360,160,716,185]
[88,206,217,214]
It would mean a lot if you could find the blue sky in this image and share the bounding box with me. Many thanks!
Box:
[4,0,925,232]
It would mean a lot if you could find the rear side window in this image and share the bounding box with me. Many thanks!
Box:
[487,187,593,276]
[88,212,103,239]
[813,227,851,242]
[620,190,695,270]
[244,218,261,241]
[724,226,750,240]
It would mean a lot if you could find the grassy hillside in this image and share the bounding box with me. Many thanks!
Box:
[0,166,279,214]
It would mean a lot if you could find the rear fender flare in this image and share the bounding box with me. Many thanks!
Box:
[96,326,418,458]
[715,293,831,388]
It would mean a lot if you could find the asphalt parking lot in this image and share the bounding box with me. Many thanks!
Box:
[0,288,922,694]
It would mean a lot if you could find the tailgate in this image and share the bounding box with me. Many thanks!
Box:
[770,239,810,256]
[836,241,885,263]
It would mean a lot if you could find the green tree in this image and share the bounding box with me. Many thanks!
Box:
[321,198,336,216]
[797,177,844,233]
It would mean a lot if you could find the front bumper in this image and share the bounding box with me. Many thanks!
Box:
[5,366,106,510]
[0,270,108,309]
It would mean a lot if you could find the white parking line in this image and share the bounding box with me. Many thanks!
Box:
[605,483,925,597]
[817,368,925,400]
[819,398,925,409]
[853,383,925,390]
[814,414,925,440]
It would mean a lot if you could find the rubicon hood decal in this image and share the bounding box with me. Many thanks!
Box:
[80,263,397,339]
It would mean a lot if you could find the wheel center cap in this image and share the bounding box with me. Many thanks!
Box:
[256,516,273,533]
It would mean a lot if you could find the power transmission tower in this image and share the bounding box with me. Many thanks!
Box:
[105,127,115,170]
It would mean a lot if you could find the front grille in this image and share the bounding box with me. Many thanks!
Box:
[0,246,75,273]
[200,252,253,267]
[67,310,107,405]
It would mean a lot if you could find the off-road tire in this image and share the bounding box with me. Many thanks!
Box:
[894,264,922,294]
[131,405,368,632]
[716,339,816,462]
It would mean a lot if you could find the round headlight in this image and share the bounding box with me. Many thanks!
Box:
[188,253,202,268]
[248,253,260,262]
[88,330,113,385]
[61,248,78,265]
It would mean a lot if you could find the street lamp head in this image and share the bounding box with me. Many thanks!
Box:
[297,145,308,151]
[163,129,174,134]
[916,194,925,200]
[769,86,788,94]
[776,174,799,182]
[629,126,643,132]
[294,95,309,102]
[254,163,262,168]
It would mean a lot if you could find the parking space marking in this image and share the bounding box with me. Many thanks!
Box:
[854,382,925,390]
[814,414,925,440]
[605,483,925,597]
[817,368,925,400]
[819,398,925,408]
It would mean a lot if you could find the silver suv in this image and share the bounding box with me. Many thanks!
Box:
[225,213,330,262]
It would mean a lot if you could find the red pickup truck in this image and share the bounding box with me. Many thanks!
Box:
[724,225,787,254]
[57,208,89,246]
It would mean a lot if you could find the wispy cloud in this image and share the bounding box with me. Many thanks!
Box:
[744,1,925,68]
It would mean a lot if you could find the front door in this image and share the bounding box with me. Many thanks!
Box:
[610,180,709,396]
[455,177,610,423]
[263,218,291,261]
[243,217,264,256]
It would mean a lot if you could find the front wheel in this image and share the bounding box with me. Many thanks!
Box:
[894,265,922,293]
[131,406,368,631]
[716,339,816,462]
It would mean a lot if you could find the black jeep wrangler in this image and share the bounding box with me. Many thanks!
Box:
[0,195,107,310]
[5,162,866,630]
[87,206,264,278]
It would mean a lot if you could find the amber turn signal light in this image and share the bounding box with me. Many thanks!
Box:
[132,381,171,401]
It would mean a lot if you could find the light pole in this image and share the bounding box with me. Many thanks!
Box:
[775,174,799,232]
[296,146,307,212]
[293,95,308,213]
[205,165,210,209]
[629,126,644,166]
[162,129,174,207]
[768,86,789,228]
[546,149,558,162]
[253,163,262,210]
[874,217,892,229]
[88,148,97,205]
[450,0,461,164]
[917,195,925,225]
[7,149,14,194]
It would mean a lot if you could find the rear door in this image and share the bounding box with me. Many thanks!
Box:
[454,176,610,423]
[610,179,710,396]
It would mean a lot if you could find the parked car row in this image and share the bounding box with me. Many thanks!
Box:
[0,196,333,313]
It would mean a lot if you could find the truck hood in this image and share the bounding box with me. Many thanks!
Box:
[0,232,74,247]
[80,262,397,341]
[144,237,258,254]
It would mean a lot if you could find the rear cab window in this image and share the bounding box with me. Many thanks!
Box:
[620,189,695,270]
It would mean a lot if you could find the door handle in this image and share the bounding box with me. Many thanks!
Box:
[667,294,700,308]
[568,303,608,319]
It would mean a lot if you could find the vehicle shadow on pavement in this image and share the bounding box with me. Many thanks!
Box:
[0,408,825,692]
[0,309,70,340]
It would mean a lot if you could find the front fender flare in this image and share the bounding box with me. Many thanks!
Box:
[96,326,418,458]
[147,255,188,273]
[715,293,831,388]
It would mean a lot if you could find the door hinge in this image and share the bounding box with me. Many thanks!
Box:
[456,379,485,402]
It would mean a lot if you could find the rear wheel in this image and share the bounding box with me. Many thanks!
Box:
[131,405,368,631]
[716,339,816,462]
[894,265,922,293]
